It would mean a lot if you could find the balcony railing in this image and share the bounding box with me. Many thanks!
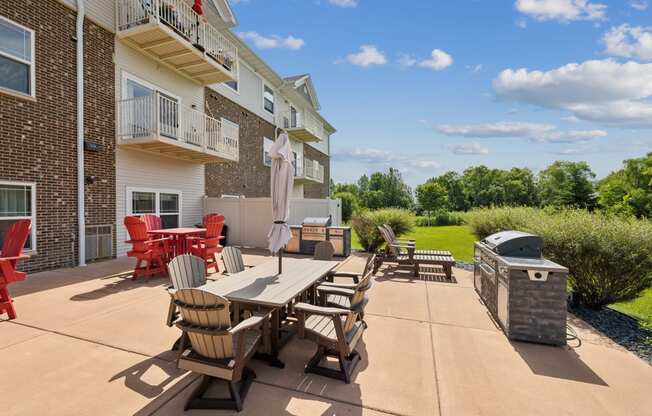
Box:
[116,0,237,84]
[117,93,239,163]
[281,111,324,142]
[296,157,324,183]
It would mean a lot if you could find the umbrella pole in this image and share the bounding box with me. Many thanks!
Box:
[278,248,283,275]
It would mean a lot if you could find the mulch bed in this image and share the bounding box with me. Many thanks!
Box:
[570,305,652,365]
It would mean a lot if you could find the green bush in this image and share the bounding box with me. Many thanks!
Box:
[416,211,465,227]
[351,208,415,252]
[466,207,652,308]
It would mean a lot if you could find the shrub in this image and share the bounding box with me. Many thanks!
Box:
[334,191,358,223]
[351,208,415,252]
[416,211,465,227]
[466,207,652,308]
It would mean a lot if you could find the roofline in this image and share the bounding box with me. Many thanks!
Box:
[209,0,238,27]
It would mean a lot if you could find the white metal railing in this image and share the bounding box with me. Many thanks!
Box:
[296,157,324,183]
[117,92,239,161]
[116,0,237,73]
[281,110,324,141]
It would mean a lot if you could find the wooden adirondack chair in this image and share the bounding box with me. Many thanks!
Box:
[325,254,376,284]
[141,214,173,260]
[295,289,368,383]
[317,269,373,327]
[0,219,31,320]
[221,246,253,275]
[124,216,170,280]
[174,288,264,412]
[189,220,224,273]
[166,254,207,327]
[313,241,335,261]
[203,213,225,226]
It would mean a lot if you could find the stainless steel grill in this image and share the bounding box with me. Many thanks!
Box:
[300,217,332,254]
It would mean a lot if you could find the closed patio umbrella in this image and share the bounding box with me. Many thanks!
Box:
[267,132,294,274]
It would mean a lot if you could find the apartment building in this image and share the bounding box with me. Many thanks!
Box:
[0,0,335,272]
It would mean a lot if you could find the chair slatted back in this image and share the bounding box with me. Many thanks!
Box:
[204,220,224,247]
[363,254,376,276]
[1,219,31,259]
[222,246,245,274]
[168,255,206,289]
[382,224,396,242]
[203,213,225,227]
[343,270,373,333]
[173,288,234,359]
[125,216,150,252]
[377,226,399,257]
[141,214,162,232]
[314,241,334,261]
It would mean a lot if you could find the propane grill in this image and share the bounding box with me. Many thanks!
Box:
[474,230,568,346]
[300,217,332,254]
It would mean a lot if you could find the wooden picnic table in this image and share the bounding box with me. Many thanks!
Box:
[148,227,206,258]
[201,257,339,367]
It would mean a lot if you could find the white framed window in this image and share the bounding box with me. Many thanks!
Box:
[127,188,182,229]
[225,80,238,92]
[0,16,35,98]
[263,85,274,114]
[0,181,36,251]
[263,137,273,167]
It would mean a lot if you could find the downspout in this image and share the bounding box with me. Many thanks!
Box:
[76,0,86,266]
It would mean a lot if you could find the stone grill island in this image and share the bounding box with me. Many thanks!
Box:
[474,231,569,346]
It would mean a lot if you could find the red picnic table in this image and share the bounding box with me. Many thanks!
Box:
[148,228,206,258]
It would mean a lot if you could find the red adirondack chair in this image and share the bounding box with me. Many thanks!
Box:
[140,214,172,261]
[189,220,224,273]
[124,216,170,280]
[203,213,225,226]
[0,219,31,320]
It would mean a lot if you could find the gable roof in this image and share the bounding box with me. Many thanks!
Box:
[283,74,321,111]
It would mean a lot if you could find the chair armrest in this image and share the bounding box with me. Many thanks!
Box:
[146,237,171,244]
[294,302,350,316]
[316,286,356,297]
[229,315,265,334]
[0,254,30,262]
[329,271,362,278]
[319,281,358,289]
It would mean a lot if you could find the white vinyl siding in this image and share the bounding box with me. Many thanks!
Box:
[57,0,115,33]
[116,149,205,256]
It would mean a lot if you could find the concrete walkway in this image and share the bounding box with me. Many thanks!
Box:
[1,252,651,415]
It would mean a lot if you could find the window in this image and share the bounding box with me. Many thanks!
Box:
[263,85,274,114]
[292,151,298,176]
[0,16,35,98]
[225,80,238,92]
[0,182,36,251]
[128,188,181,229]
[263,137,273,167]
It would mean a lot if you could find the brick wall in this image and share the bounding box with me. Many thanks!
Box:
[0,0,115,272]
[303,145,330,199]
[204,90,275,197]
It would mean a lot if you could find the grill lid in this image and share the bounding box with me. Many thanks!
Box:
[482,230,543,258]
[302,216,332,227]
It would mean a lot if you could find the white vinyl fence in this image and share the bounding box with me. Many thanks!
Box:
[204,197,342,248]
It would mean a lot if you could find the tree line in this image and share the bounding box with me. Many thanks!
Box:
[332,153,652,221]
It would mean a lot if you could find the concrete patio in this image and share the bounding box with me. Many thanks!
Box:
[1,251,651,416]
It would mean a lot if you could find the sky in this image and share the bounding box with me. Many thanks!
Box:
[229,0,652,187]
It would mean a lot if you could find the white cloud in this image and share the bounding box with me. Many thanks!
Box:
[433,121,607,143]
[237,32,305,50]
[515,0,607,22]
[418,49,453,70]
[493,59,652,127]
[398,49,453,71]
[448,142,490,155]
[630,1,648,11]
[603,25,652,61]
[332,147,439,171]
[346,45,387,67]
[329,0,358,7]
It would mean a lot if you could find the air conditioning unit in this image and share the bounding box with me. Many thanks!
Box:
[85,225,113,262]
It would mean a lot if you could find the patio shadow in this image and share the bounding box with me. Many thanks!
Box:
[511,341,608,386]
[109,353,189,399]
[70,276,167,301]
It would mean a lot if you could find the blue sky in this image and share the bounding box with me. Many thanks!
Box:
[229,0,652,187]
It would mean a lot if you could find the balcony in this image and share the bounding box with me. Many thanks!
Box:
[281,111,324,143]
[295,158,324,184]
[116,0,237,85]
[117,92,239,163]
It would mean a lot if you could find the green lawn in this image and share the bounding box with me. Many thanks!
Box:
[351,225,476,262]
[610,287,652,330]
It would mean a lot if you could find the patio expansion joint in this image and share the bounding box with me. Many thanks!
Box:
[424,280,444,416]
[0,321,50,350]
[365,311,501,334]
[252,379,410,416]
